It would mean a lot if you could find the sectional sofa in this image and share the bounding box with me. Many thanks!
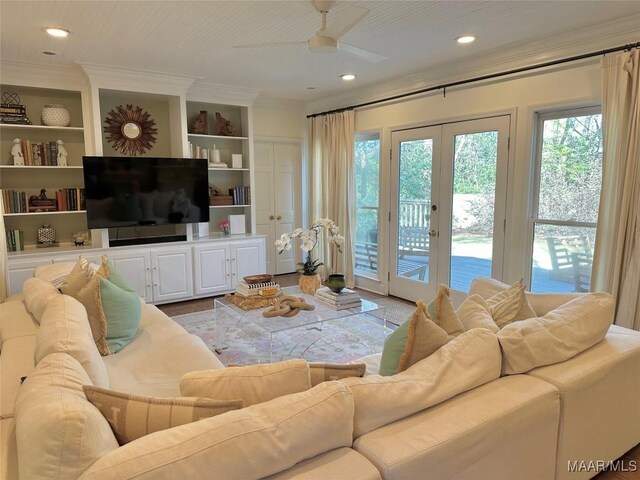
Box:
[0,271,638,480]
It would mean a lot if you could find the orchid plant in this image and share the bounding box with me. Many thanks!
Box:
[275,218,345,275]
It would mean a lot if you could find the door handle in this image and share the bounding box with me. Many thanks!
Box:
[269,215,275,220]
[428,229,437,237]
[276,215,282,220]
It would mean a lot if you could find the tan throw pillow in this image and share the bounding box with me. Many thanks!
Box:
[308,362,367,386]
[180,359,311,406]
[486,280,536,328]
[82,385,243,445]
[457,294,499,333]
[379,300,451,376]
[427,284,465,337]
[60,256,97,297]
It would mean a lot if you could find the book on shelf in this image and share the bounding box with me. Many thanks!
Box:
[5,229,24,252]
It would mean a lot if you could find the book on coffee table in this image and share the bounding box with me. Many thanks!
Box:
[315,287,360,303]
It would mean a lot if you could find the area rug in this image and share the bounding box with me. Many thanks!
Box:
[172,309,392,365]
[366,296,415,326]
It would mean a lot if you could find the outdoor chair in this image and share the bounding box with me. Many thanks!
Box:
[546,235,592,285]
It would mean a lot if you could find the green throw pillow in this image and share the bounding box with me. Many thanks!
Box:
[379,319,410,376]
[100,277,141,354]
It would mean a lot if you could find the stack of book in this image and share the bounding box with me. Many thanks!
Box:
[314,287,362,310]
[235,281,280,298]
[229,186,250,205]
[0,104,32,125]
[5,229,25,252]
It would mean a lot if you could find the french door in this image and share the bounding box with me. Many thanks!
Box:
[389,116,510,303]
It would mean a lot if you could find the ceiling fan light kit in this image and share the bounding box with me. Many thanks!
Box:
[308,35,338,53]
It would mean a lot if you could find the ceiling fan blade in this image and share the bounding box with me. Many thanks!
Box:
[340,43,386,63]
[233,41,306,49]
[322,6,368,40]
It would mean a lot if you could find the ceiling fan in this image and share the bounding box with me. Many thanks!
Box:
[233,0,386,63]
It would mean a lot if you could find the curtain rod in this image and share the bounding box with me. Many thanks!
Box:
[307,41,640,118]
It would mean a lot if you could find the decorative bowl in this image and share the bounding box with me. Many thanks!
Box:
[243,274,273,285]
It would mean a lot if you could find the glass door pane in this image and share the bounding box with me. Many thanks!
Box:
[449,131,498,292]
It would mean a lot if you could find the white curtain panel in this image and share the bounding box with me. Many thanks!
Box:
[308,110,356,287]
[0,191,7,302]
[593,50,640,330]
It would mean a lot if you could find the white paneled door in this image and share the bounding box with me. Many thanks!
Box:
[254,141,300,275]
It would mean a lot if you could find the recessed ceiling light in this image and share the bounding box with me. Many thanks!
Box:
[457,35,476,44]
[44,27,70,38]
[41,51,58,56]
[341,74,356,81]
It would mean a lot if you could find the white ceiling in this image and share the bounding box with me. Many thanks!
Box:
[1,1,639,105]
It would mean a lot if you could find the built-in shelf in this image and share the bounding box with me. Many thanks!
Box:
[4,210,86,217]
[0,165,83,169]
[0,124,84,132]
[209,205,250,209]
[188,133,248,140]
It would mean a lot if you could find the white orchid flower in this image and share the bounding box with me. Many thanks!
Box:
[292,228,303,237]
[301,238,315,251]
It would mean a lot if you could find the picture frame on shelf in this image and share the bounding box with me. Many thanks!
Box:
[229,214,246,235]
[232,154,243,169]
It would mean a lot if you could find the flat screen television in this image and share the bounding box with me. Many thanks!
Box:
[83,156,209,229]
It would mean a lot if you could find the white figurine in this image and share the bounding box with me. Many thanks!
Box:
[11,138,24,165]
[56,140,68,166]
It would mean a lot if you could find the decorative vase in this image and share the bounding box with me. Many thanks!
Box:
[326,274,346,293]
[37,224,56,244]
[41,104,70,127]
[299,273,321,294]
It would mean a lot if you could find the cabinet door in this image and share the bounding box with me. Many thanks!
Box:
[230,239,266,283]
[7,258,52,296]
[193,243,231,295]
[151,247,193,303]
[108,251,152,302]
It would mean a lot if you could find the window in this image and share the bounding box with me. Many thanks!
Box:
[529,107,602,293]
[354,132,380,276]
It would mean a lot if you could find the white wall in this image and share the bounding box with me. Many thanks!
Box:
[253,106,305,139]
[354,61,602,286]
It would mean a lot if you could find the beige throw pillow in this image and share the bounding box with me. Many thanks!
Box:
[60,256,97,297]
[457,294,499,333]
[485,280,537,327]
[83,386,243,445]
[428,285,465,337]
[498,293,614,374]
[180,359,311,406]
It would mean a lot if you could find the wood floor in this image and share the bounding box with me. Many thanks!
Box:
[157,274,639,479]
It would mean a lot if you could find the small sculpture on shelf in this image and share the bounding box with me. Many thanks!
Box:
[189,110,208,134]
[11,138,24,165]
[72,231,89,247]
[215,112,237,136]
[56,140,68,166]
[28,188,57,212]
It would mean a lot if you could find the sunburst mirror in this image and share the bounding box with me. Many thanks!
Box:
[104,104,157,156]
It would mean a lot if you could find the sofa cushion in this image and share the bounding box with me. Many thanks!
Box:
[0,300,37,345]
[22,277,62,324]
[379,300,450,376]
[14,353,118,480]
[469,276,582,316]
[78,382,354,480]
[34,261,75,288]
[354,375,559,480]
[498,293,614,374]
[342,328,502,437]
[35,295,109,388]
[0,335,36,418]
[457,294,499,333]
[83,386,242,445]
[427,284,465,336]
[265,447,382,480]
[309,362,367,386]
[180,359,311,406]
[76,272,141,355]
[102,330,223,398]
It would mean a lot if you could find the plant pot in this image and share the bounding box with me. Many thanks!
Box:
[299,273,321,294]
[326,274,346,293]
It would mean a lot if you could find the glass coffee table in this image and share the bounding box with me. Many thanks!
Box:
[213,286,391,364]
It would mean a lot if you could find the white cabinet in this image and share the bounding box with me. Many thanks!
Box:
[193,237,266,295]
[254,141,300,275]
[108,251,152,302]
[151,247,193,303]
[7,258,52,295]
[193,243,230,296]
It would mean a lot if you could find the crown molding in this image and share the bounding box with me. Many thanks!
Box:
[306,14,640,115]
[253,94,305,112]
[186,81,259,106]
[79,63,195,96]
[0,59,88,91]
